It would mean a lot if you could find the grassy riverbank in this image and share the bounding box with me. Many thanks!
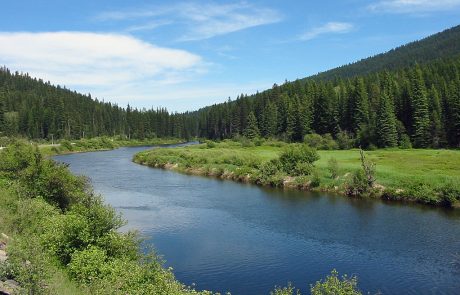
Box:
[0,141,212,294]
[134,140,460,208]
[38,137,185,156]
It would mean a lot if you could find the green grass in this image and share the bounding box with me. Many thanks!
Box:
[36,137,185,156]
[134,140,460,207]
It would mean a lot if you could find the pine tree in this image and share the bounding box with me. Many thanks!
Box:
[410,65,430,148]
[351,77,369,134]
[263,100,278,138]
[0,88,5,133]
[376,93,398,147]
[428,86,445,147]
[243,111,260,139]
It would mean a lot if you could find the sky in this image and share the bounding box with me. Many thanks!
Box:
[1,0,460,112]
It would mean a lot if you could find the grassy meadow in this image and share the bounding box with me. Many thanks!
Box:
[134,139,460,207]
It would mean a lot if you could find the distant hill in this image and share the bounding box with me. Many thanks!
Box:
[306,25,460,81]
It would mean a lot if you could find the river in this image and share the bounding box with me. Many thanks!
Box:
[54,144,460,295]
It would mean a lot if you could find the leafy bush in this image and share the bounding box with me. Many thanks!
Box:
[68,246,110,285]
[345,170,369,196]
[437,181,460,207]
[309,169,321,188]
[310,269,362,295]
[304,134,338,150]
[205,141,216,148]
[399,134,412,149]
[327,158,339,179]
[279,144,320,175]
[60,140,73,151]
[293,162,314,176]
[336,131,354,150]
[41,213,92,264]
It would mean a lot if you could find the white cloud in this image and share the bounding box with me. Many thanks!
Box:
[0,32,210,110]
[0,31,203,88]
[96,2,282,41]
[368,0,460,13]
[299,22,354,41]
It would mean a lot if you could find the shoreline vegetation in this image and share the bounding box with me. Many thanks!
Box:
[133,138,460,209]
[0,141,363,294]
[1,136,185,157]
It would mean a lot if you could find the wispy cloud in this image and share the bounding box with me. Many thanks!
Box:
[125,20,171,33]
[299,22,354,41]
[0,31,203,94]
[96,2,283,41]
[368,0,460,14]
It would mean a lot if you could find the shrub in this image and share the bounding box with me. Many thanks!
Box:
[293,162,314,176]
[68,246,110,285]
[310,269,362,295]
[279,144,320,175]
[327,158,339,179]
[309,169,321,188]
[259,159,282,180]
[60,140,73,151]
[345,170,368,196]
[304,134,323,149]
[304,133,338,150]
[270,283,298,295]
[206,141,216,148]
[336,130,354,150]
[399,134,412,149]
[437,181,460,207]
[41,213,92,264]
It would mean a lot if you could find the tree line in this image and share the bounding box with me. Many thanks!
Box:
[1,56,459,148]
[193,57,460,148]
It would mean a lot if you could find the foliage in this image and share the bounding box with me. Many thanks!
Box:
[0,141,212,294]
[327,158,339,179]
[2,26,460,150]
[310,269,362,295]
[279,144,320,175]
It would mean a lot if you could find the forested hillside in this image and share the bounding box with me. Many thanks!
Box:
[308,24,460,80]
[0,68,195,140]
[1,25,460,148]
[193,57,460,148]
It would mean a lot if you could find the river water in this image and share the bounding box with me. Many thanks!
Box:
[54,144,460,295]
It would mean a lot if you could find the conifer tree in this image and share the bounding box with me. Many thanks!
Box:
[428,86,444,147]
[410,65,430,148]
[351,77,369,134]
[376,93,398,147]
[243,111,260,139]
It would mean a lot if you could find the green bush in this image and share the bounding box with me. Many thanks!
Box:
[345,170,368,196]
[279,144,319,175]
[304,134,338,150]
[399,134,412,149]
[437,181,460,207]
[41,213,92,264]
[336,131,354,150]
[327,158,339,179]
[60,140,73,151]
[310,269,362,295]
[68,246,110,285]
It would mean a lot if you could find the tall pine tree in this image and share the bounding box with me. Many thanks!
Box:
[376,92,398,147]
[410,65,430,148]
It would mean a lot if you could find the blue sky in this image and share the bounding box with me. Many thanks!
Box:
[1,0,460,111]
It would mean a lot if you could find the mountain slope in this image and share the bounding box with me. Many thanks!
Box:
[307,25,460,81]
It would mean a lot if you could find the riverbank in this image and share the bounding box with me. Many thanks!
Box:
[0,141,212,295]
[0,141,364,294]
[133,140,460,208]
[38,137,185,156]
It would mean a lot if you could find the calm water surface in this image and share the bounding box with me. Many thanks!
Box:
[54,145,460,295]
